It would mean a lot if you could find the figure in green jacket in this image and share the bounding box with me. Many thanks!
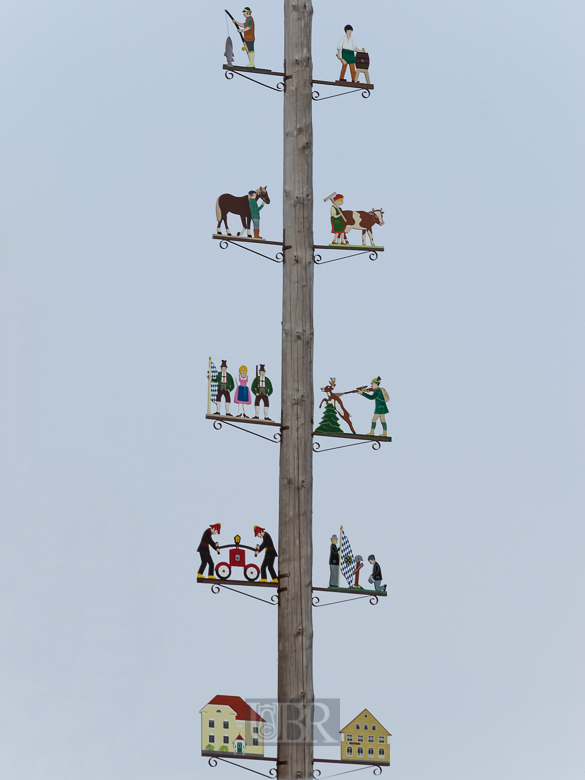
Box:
[248,191,265,240]
[215,359,235,416]
[251,364,273,421]
[359,376,389,436]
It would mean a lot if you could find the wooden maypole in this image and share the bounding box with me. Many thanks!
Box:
[278,1,315,778]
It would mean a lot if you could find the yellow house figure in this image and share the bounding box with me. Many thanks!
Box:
[340,709,391,765]
[200,695,265,757]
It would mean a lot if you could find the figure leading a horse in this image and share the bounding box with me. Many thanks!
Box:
[215,186,270,239]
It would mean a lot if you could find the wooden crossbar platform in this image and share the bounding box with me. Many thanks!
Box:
[206,414,281,428]
[314,243,384,251]
[212,234,286,247]
[313,431,391,443]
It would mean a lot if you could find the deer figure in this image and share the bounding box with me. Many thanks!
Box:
[319,378,356,434]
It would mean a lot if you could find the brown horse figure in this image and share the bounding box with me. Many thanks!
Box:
[319,377,356,434]
[215,187,270,237]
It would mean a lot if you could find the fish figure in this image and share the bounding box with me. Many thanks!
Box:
[224,36,234,66]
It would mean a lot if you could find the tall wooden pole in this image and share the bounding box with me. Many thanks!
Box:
[278,1,314,779]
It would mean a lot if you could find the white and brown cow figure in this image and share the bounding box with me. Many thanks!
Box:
[341,208,385,246]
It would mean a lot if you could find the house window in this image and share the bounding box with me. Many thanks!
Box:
[378,736,385,743]
[368,736,374,743]
[208,720,215,728]
[371,725,376,731]
[355,723,360,730]
[379,748,385,757]
[357,747,364,757]
[368,748,374,757]
[346,735,353,743]
[253,726,259,734]
[252,738,259,746]
[346,746,353,756]
[357,735,363,743]
[208,734,215,744]
[223,736,229,745]
[223,721,229,730]
[363,724,368,730]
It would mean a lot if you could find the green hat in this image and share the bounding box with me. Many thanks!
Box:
[243,6,251,12]
[371,376,381,385]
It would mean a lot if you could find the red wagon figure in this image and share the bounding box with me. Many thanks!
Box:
[216,535,261,582]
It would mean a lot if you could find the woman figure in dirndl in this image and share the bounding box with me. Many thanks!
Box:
[235,365,252,417]
[330,194,347,245]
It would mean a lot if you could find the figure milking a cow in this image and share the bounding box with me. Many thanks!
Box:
[215,186,270,241]
[324,192,384,247]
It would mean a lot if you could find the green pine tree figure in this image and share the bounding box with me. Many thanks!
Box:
[315,402,344,434]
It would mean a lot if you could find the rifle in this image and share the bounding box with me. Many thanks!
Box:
[336,385,370,397]
[225,9,247,51]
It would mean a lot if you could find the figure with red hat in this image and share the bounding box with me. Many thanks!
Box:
[254,526,278,583]
[197,523,221,579]
[325,193,348,245]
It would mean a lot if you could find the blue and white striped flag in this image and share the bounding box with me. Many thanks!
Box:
[340,528,355,587]
[208,360,218,403]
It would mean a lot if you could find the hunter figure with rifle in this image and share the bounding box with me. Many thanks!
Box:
[358,377,389,436]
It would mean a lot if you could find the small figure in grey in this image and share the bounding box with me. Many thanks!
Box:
[329,534,340,587]
[367,554,386,592]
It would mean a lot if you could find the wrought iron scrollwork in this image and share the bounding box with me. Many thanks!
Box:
[314,250,378,265]
[212,418,281,443]
[313,439,382,453]
[218,238,284,264]
[207,754,277,777]
[209,582,279,606]
[312,592,381,608]
[311,88,372,102]
[224,68,285,93]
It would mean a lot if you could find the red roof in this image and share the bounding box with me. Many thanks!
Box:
[206,695,265,723]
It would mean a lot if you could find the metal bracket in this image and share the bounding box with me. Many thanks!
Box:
[311,88,371,102]
[313,439,382,453]
[208,756,278,778]
[211,583,279,606]
[225,68,285,93]
[314,249,379,265]
[213,419,282,444]
[312,593,380,608]
[313,764,384,779]
[219,238,286,264]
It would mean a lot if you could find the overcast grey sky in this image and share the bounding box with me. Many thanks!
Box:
[1,1,584,779]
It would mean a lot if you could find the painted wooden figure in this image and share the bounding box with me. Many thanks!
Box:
[254,526,278,582]
[336,25,359,82]
[197,523,221,579]
[248,191,265,240]
[329,534,340,587]
[325,193,348,244]
[367,554,387,592]
[318,378,356,434]
[235,365,253,417]
[358,377,389,436]
[214,360,235,415]
[251,364,273,420]
[233,7,256,68]
[215,187,270,238]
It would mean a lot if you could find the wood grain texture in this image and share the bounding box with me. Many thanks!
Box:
[278,1,315,778]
